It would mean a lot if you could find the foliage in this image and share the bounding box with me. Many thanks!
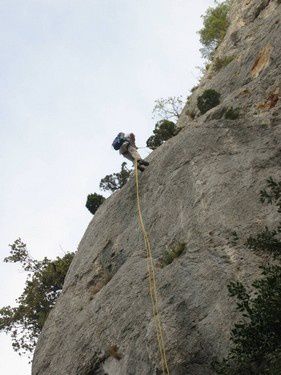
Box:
[0,239,74,356]
[99,162,131,192]
[86,193,106,215]
[225,107,240,120]
[160,243,186,267]
[260,177,281,212]
[213,55,235,72]
[146,119,180,150]
[245,177,281,259]
[246,226,281,258]
[197,89,221,114]
[214,265,281,374]
[198,0,231,59]
[152,96,184,122]
[213,178,281,374]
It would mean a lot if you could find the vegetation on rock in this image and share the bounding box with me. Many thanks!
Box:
[160,243,186,267]
[146,119,180,150]
[197,89,221,114]
[198,0,231,60]
[86,193,106,215]
[0,239,74,356]
[213,178,281,374]
[225,107,240,120]
[100,162,131,193]
[213,55,235,72]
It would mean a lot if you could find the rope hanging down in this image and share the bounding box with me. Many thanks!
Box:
[134,160,170,375]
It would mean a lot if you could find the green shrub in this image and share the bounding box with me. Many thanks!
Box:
[197,89,221,114]
[100,162,131,192]
[160,243,186,267]
[0,239,75,355]
[198,0,230,59]
[146,119,180,150]
[225,107,240,120]
[86,193,105,215]
[214,265,281,374]
[260,177,281,212]
[213,178,281,374]
[213,55,235,72]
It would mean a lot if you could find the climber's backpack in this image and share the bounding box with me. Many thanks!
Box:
[112,133,126,150]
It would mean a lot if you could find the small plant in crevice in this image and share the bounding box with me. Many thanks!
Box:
[213,55,235,72]
[224,107,240,120]
[160,243,186,267]
[197,89,221,115]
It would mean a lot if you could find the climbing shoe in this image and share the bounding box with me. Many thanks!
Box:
[137,164,145,172]
[138,159,149,166]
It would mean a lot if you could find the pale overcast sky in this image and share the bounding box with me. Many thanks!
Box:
[0,0,214,373]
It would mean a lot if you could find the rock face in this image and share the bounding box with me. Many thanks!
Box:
[32,1,281,374]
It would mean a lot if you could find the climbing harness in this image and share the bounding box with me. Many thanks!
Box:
[134,160,170,375]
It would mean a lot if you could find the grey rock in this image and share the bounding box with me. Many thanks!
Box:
[32,1,281,374]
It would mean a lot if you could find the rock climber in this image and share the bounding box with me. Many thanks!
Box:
[112,132,149,172]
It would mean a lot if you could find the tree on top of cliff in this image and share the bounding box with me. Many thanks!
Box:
[198,0,231,60]
[0,238,74,356]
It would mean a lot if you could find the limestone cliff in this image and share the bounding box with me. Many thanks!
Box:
[32,1,281,374]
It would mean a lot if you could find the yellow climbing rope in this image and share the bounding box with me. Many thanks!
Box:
[134,160,170,375]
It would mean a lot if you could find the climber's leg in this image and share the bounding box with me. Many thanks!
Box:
[137,164,145,172]
[122,151,134,163]
[138,160,149,166]
[128,146,142,162]
[121,146,147,172]
[129,146,149,169]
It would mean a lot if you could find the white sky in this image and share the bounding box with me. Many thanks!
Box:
[0,0,214,373]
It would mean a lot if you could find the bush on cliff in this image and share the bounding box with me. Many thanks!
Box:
[197,89,221,114]
[213,178,281,374]
[0,238,74,356]
[99,162,131,192]
[86,193,106,215]
[146,119,180,150]
[198,0,230,59]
